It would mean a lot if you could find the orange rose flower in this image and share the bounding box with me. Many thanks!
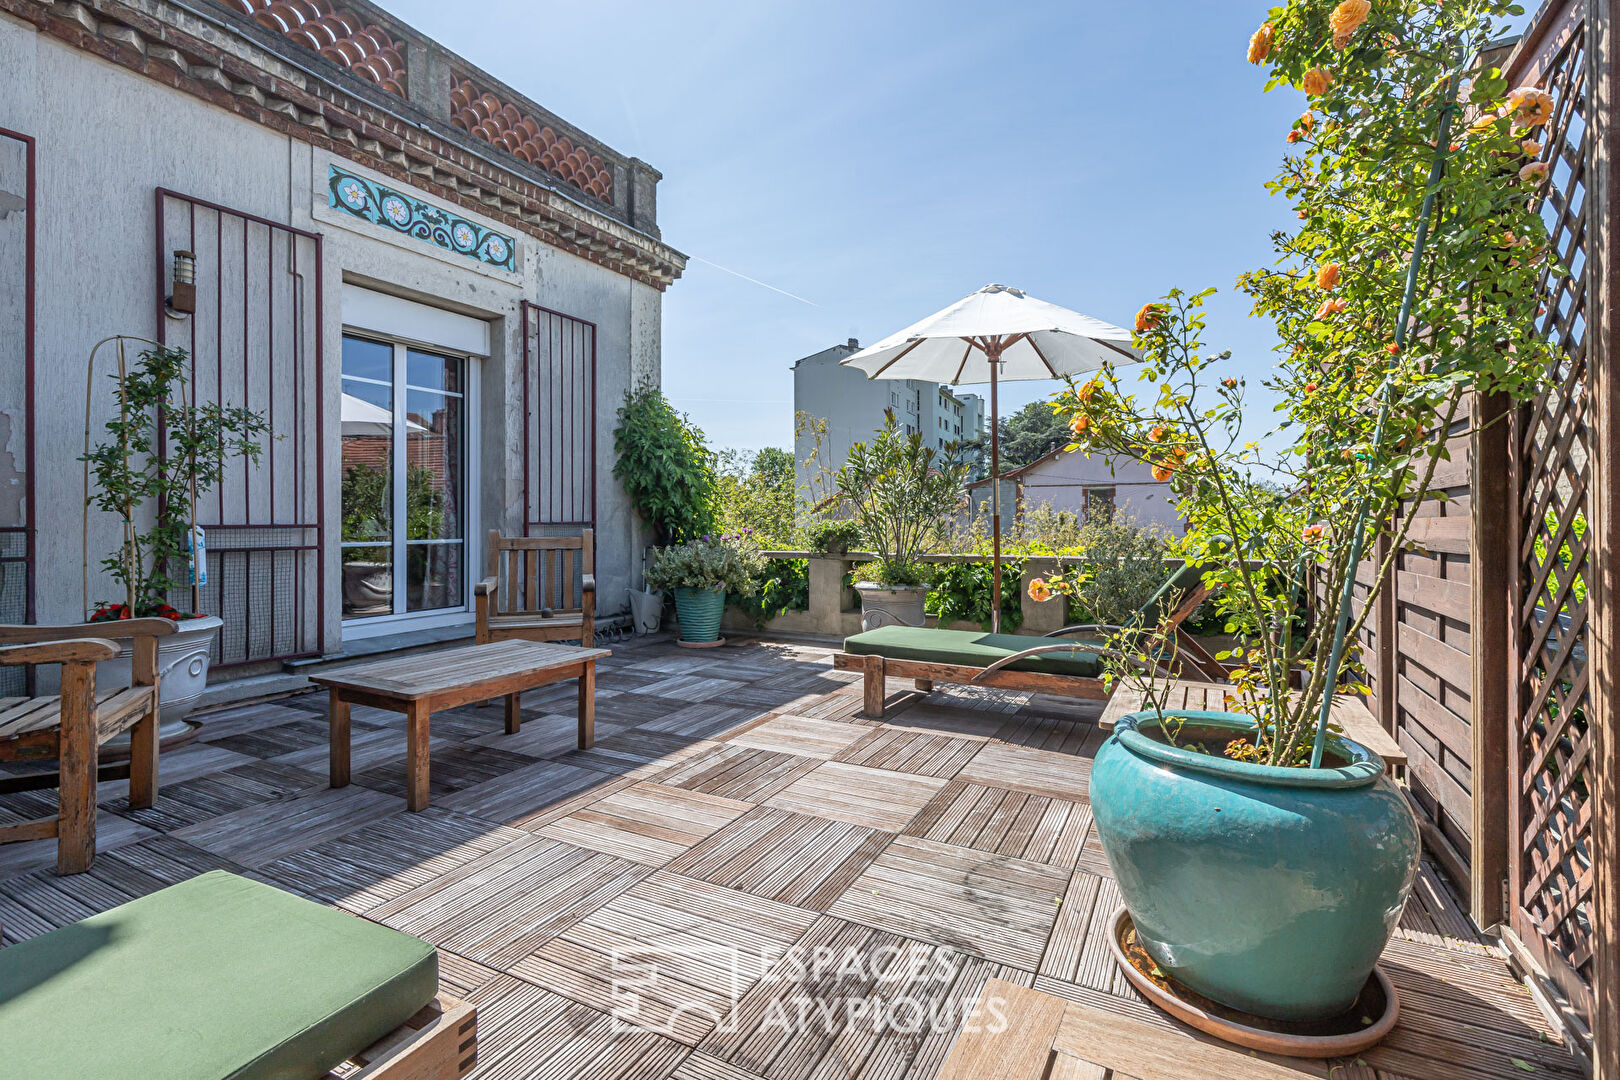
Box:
[1077,379,1102,401]
[1151,464,1173,483]
[1521,138,1543,157]
[1507,86,1555,129]
[1316,263,1340,290]
[1314,298,1348,320]
[1520,161,1550,185]
[1135,304,1165,333]
[1147,426,1167,443]
[1302,67,1333,96]
[1329,0,1370,48]
[1028,578,1053,603]
[1069,414,1090,435]
[1248,22,1275,64]
[1286,129,1305,144]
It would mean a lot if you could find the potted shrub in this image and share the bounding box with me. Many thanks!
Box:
[804,519,862,556]
[835,414,966,630]
[644,533,762,647]
[613,383,716,632]
[82,344,268,723]
[1031,1,1562,1039]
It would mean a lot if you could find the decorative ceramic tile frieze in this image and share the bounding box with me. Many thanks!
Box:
[328,165,516,271]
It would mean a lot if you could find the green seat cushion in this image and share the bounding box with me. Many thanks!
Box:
[0,870,438,1080]
[844,626,1103,678]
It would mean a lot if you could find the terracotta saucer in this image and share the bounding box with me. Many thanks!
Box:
[1109,907,1399,1059]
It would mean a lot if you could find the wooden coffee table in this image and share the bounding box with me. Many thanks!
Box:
[312,639,609,811]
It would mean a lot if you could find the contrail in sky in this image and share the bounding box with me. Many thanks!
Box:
[690,256,820,307]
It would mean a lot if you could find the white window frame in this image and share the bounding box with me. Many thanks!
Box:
[340,336,482,641]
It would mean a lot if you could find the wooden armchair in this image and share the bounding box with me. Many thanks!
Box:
[0,618,176,873]
[474,530,595,649]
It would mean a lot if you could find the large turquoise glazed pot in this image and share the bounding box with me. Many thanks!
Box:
[1090,709,1420,1022]
[673,586,726,643]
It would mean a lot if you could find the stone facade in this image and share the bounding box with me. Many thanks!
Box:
[0,0,684,674]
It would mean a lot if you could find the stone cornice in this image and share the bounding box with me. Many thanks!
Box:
[1,0,686,289]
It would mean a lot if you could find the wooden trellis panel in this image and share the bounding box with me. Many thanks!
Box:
[1503,0,1597,1029]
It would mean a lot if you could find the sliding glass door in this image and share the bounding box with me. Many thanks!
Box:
[340,334,468,623]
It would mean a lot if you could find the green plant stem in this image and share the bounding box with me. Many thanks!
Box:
[1309,65,1461,768]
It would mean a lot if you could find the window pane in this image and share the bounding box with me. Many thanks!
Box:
[406,387,462,542]
[406,349,461,394]
[342,335,392,383]
[342,547,393,618]
[341,375,392,549]
[407,543,463,612]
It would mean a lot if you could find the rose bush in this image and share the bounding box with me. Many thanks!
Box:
[1040,0,1559,767]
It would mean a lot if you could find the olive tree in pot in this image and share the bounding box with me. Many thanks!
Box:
[1041,2,1562,1035]
[835,414,966,630]
[82,342,269,728]
[643,534,762,647]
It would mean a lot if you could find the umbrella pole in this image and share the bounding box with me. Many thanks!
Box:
[988,342,1002,634]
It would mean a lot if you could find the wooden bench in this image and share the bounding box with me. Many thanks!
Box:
[314,639,608,811]
[1098,679,1407,779]
[0,618,176,873]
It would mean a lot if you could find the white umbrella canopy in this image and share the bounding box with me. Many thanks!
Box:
[842,283,1139,384]
[840,283,1141,632]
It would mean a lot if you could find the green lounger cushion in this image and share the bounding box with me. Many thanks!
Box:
[0,869,438,1080]
[844,626,1103,678]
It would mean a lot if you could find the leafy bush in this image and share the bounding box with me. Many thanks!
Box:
[805,519,863,554]
[613,383,716,544]
[728,558,810,627]
[836,414,967,586]
[1064,514,1178,626]
[714,447,798,548]
[927,559,1025,632]
[644,534,763,595]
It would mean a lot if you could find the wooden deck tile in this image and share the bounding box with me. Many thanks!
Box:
[991,715,1099,756]
[465,975,689,1080]
[699,914,1036,1080]
[371,833,651,966]
[656,745,823,801]
[436,758,614,827]
[826,835,1070,971]
[764,761,947,833]
[595,692,692,726]
[170,783,397,868]
[1039,871,1134,997]
[726,714,870,759]
[639,674,748,703]
[833,726,983,778]
[0,810,157,880]
[193,701,331,743]
[559,730,721,778]
[905,780,1092,868]
[538,781,753,866]
[104,760,324,832]
[205,714,334,759]
[255,808,528,913]
[512,871,818,1045]
[638,702,778,740]
[665,1051,770,1080]
[667,806,891,911]
[956,741,1091,802]
[269,725,445,775]
[434,948,502,998]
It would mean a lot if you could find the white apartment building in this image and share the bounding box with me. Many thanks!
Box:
[792,340,986,499]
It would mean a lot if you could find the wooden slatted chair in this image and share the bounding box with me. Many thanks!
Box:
[0,618,175,873]
[474,529,595,649]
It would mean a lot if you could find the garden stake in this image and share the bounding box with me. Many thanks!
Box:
[1310,67,1461,767]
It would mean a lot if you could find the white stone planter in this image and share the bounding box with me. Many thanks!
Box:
[97,614,223,727]
[854,583,929,631]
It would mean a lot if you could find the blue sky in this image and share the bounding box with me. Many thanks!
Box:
[385,2,1339,454]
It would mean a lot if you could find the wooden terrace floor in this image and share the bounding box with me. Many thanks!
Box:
[0,636,1583,1080]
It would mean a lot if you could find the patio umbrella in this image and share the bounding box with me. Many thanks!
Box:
[841,283,1139,632]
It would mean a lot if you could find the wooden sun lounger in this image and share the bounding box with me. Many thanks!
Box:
[835,562,1223,717]
[336,995,477,1079]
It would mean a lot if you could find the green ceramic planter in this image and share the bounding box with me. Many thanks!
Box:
[672,586,726,643]
[1090,709,1420,1022]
